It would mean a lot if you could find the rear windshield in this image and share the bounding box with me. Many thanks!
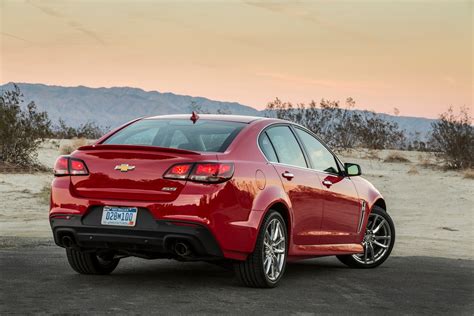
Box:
[103,119,246,152]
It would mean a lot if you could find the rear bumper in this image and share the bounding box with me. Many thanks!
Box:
[50,209,222,259]
[50,177,262,261]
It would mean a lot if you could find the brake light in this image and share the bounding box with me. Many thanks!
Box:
[164,162,234,183]
[70,159,88,175]
[54,156,89,176]
[54,156,69,175]
[163,164,193,180]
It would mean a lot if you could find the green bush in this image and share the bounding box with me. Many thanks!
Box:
[0,85,51,167]
[430,107,473,169]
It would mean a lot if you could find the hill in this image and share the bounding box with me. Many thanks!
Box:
[0,82,435,141]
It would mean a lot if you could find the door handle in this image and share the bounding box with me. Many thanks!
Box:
[322,179,333,187]
[282,172,294,180]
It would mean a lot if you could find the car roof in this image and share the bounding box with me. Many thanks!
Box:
[144,114,264,124]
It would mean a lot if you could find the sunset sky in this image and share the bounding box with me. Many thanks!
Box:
[1,0,472,118]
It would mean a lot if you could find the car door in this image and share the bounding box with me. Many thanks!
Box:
[293,127,362,244]
[261,125,325,245]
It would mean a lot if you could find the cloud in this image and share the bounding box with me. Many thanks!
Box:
[26,0,105,45]
[244,0,375,43]
[1,32,33,43]
[67,21,105,45]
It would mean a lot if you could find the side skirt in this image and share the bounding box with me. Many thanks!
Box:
[289,243,364,258]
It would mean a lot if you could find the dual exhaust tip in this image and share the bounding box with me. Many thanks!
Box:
[61,235,193,257]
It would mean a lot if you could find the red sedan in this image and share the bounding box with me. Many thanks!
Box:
[50,114,395,287]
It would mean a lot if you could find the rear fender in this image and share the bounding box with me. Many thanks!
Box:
[246,185,293,252]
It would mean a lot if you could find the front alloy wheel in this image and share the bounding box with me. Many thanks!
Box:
[234,210,287,288]
[337,206,395,268]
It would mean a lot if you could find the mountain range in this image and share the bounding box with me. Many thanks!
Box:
[1,82,435,141]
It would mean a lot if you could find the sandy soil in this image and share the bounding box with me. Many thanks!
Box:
[340,149,473,260]
[1,142,472,259]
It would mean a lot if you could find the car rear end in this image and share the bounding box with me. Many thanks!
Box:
[49,116,258,261]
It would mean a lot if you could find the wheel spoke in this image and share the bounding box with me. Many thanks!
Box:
[374,236,390,241]
[274,248,285,254]
[273,222,280,241]
[264,256,272,274]
[363,243,368,262]
[373,240,388,249]
[371,215,379,230]
[273,256,279,277]
[274,237,285,246]
[373,220,386,234]
[270,221,277,240]
[270,260,275,279]
[369,243,375,261]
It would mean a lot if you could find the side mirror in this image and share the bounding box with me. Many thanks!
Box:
[344,163,361,176]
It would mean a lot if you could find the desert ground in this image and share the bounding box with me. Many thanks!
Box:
[0,140,472,260]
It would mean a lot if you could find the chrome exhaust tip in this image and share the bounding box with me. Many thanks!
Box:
[174,242,191,257]
[62,236,74,248]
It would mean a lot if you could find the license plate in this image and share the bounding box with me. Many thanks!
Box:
[101,206,138,227]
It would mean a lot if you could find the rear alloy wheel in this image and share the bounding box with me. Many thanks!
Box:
[234,210,287,288]
[66,248,120,275]
[337,206,395,268]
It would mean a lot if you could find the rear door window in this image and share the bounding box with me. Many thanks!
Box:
[104,119,245,152]
[265,126,307,168]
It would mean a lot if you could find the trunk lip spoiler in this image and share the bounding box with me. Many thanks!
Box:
[77,144,202,155]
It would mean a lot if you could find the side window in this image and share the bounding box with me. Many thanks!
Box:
[259,132,278,162]
[295,128,339,174]
[266,126,307,168]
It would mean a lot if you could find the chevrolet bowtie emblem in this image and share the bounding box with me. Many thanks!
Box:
[114,164,135,172]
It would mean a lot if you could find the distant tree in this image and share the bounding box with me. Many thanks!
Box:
[53,119,107,139]
[0,84,51,166]
[265,97,406,150]
[216,108,232,114]
[430,107,473,169]
[355,111,406,150]
[188,101,210,114]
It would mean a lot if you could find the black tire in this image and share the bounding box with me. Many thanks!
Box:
[337,206,395,269]
[234,210,288,288]
[66,248,120,275]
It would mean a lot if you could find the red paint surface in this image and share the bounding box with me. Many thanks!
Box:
[50,115,385,261]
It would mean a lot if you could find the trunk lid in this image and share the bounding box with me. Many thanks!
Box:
[70,145,215,202]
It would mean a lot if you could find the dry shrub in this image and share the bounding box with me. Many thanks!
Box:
[59,138,87,155]
[407,165,419,175]
[384,152,410,163]
[430,107,473,169]
[418,155,438,169]
[363,150,380,160]
[35,183,51,205]
[0,161,49,173]
[463,169,474,180]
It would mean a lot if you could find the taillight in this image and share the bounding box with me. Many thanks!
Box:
[54,156,69,175]
[164,162,234,183]
[163,163,193,180]
[70,159,88,175]
[54,156,89,176]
